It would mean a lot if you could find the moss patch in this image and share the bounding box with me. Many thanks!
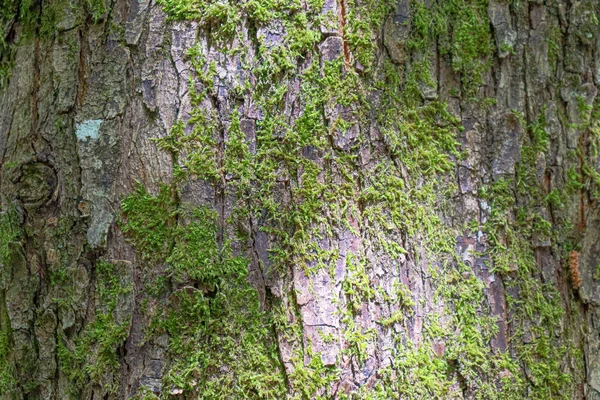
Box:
[121,185,287,398]
[57,259,133,396]
[121,0,583,397]
[0,207,21,394]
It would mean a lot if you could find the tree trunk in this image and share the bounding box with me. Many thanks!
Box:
[1,0,600,398]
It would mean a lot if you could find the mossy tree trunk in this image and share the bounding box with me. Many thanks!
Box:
[1,0,600,399]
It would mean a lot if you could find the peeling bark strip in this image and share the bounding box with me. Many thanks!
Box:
[337,0,351,68]
[1,0,600,399]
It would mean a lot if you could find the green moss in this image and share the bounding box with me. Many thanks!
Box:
[120,183,178,262]
[156,0,241,36]
[130,0,584,397]
[344,0,396,70]
[57,260,133,395]
[85,0,106,23]
[0,209,22,396]
[285,341,339,400]
[149,0,486,396]
[120,187,287,399]
[161,281,286,398]
[0,207,20,267]
[477,109,584,398]
[223,111,254,194]
[342,253,375,312]
[0,291,16,394]
[0,0,41,88]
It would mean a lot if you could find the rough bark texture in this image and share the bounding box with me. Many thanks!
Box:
[1,0,600,399]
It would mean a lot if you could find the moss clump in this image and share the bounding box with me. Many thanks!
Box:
[0,207,21,394]
[121,186,287,399]
[58,260,133,395]
[85,0,106,23]
[407,0,494,99]
[147,0,497,397]
[134,0,583,397]
[161,275,286,398]
[0,0,44,87]
[478,109,584,398]
[120,184,178,262]
[0,207,20,267]
[0,292,16,395]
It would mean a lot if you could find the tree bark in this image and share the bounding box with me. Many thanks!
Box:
[1,0,600,399]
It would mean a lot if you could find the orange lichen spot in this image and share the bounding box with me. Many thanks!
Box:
[569,250,582,290]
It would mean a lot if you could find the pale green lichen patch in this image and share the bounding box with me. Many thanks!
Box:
[75,119,104,140]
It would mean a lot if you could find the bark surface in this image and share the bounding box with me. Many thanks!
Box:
[1,0,600,399]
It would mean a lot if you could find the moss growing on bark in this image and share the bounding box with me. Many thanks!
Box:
[118,0,585,397]
[57,259,133,396]
[0,208,21,394]
[121,185,287,399]
[478,109,585,398]
[0,298,15,395]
